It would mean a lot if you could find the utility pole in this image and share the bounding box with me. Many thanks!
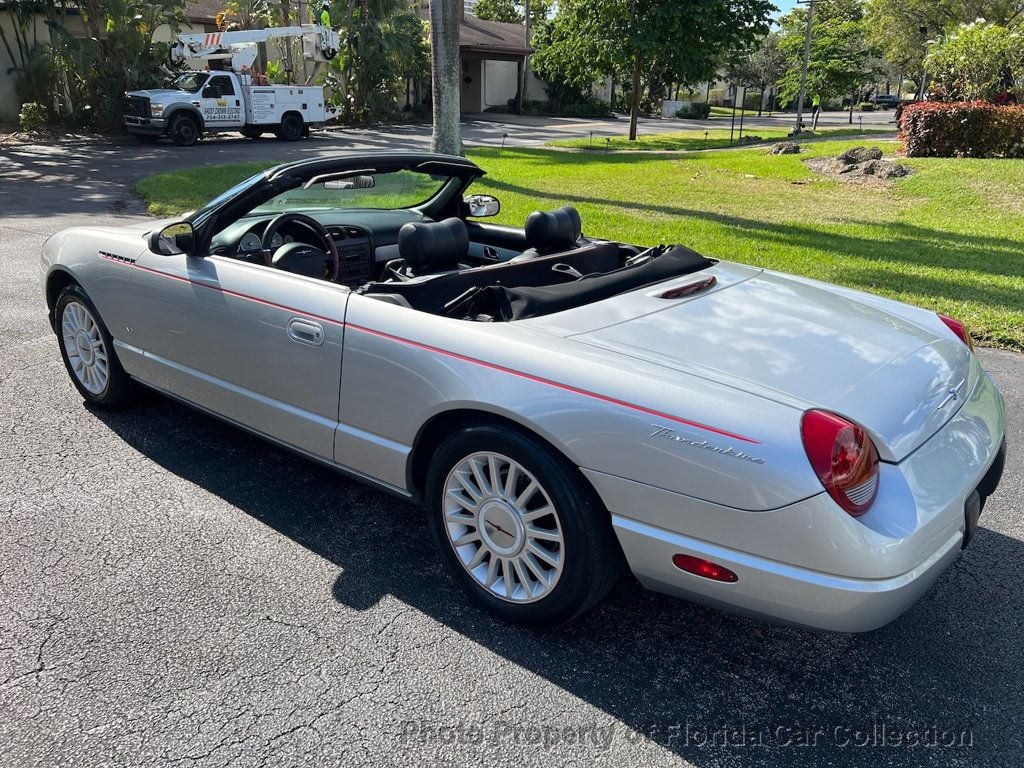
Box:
[794,0,816,134]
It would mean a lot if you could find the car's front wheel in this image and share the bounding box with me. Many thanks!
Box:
[425,424,622,626]
[55,285,136,409]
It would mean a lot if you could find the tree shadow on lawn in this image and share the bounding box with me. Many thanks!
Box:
[92,395,1024,767]
[481,177,1024,285]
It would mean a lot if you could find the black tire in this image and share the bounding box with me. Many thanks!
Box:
[425,424,623,626]
[169,113,200,146]
[54,285,136,409]
[276,112,304,142]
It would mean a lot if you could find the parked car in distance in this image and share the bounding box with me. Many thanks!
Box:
[871,94,902,109]
[40,151,1007,631]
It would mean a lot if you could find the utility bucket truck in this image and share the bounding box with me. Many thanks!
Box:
[123,25,341,146]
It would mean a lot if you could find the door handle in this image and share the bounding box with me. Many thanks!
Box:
[287,317,325,347]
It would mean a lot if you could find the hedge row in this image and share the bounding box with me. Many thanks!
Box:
[899,101,1024,158]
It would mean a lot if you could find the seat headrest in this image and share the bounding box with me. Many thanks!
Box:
[525,205,582,253]
[398,217,469,274]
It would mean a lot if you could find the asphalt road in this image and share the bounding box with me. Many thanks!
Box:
[1,121,1021,767]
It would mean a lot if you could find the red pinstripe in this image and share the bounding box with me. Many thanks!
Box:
[346,323,761,445]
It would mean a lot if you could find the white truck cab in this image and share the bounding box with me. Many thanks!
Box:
[122,25,340,146]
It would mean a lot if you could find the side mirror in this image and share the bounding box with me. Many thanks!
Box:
[464,194,500,218]
[148,222,195,256]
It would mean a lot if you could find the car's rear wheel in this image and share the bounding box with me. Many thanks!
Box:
[276,113,304,142]
[55,285,136,409]
[425,424,622,626]
[169,113,200,146]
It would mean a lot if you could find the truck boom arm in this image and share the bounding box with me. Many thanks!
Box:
[170,25,340,71]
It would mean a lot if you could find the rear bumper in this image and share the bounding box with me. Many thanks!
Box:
[613,515,965,632]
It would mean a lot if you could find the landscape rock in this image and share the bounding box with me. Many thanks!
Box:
[769,141,801,154]
[837,146,884,164]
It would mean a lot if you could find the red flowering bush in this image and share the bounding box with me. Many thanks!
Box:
[899,101,1024,158]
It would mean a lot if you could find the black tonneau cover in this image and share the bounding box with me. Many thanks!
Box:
[467,246,712,320]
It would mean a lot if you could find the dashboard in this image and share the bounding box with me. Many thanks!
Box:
[210,209,428,288]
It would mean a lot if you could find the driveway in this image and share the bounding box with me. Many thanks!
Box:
[0,128,1021,768]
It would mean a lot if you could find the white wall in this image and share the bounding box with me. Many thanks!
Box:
[483,59,517,109]
[0,13,50,119]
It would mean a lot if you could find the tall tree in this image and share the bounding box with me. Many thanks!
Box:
[865,0,1022,82]
[429,0,463,155]
[472,0,552,26]
[778,0,879,122]
[531,0,773,140]
[725,32,787,115]
[329,0,427,121]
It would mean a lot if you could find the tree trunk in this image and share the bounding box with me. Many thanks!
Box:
[430,0,463,155]
[849,90,854,124]
[609,76,615,110]
[628,52,641,141]
[757,87,764,116]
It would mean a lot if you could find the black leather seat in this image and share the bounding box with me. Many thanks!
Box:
[390,217,469,279]
[512,205,584,262]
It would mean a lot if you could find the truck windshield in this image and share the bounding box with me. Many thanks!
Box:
[171,73,210,93]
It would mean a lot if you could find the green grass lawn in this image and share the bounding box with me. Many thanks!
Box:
[136,139,1024,349]
[550,126,894,152]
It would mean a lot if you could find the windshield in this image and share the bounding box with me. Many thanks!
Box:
[170,72,209,93]
[252,169,451,213]
[189,171,268,223]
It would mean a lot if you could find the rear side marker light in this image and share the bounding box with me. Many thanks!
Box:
[672,554,739,583]
[938,314,975,351]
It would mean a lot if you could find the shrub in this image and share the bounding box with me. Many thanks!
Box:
[857,102,875,111]
[900,101,1024,157]
[676,102,712,119]
[18,102,49,132]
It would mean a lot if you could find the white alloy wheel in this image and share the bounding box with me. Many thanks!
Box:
[443,451,565,603]
[61,300,109,395]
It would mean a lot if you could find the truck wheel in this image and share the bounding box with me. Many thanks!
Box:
[276,113,304,142]
[170,114,200,146]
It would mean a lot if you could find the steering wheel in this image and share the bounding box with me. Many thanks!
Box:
[261,213,339,282]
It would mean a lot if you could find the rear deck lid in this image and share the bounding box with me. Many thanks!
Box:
[569,269,972,461]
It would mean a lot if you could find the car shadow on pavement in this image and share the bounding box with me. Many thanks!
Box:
[91,394,1023,767]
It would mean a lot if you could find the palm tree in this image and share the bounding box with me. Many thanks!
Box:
[429,0,463,154]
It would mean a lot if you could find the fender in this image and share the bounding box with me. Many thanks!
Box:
[163,103,206,131]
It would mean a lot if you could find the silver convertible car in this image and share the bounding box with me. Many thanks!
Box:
[41,151,1006,631]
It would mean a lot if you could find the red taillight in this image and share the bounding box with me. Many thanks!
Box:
[672,554,739,582]
[938,314,975,351]
[801,410,880,517]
